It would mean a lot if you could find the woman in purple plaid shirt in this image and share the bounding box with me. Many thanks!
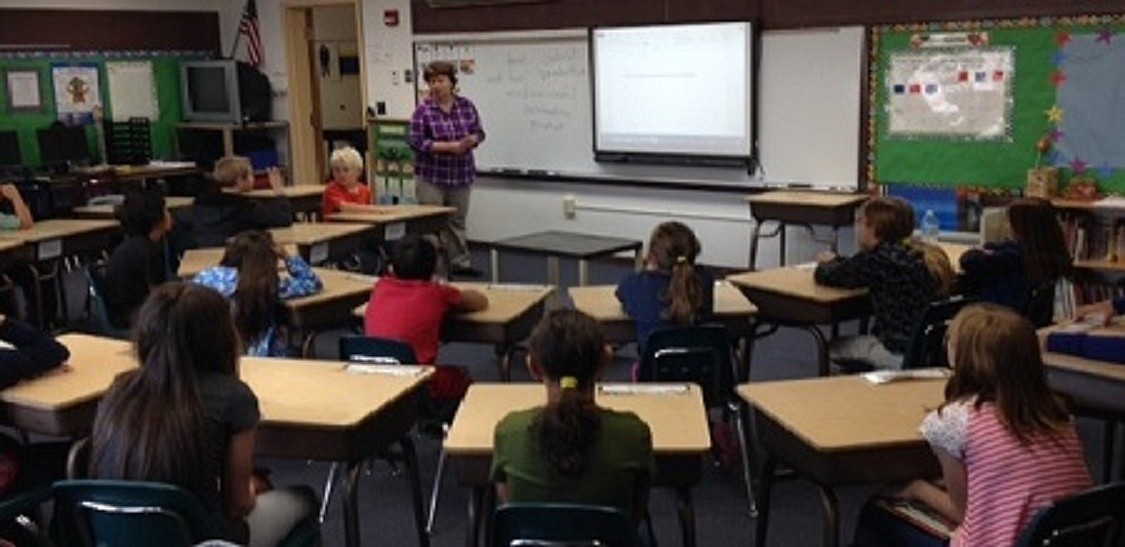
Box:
[409,60,486,277]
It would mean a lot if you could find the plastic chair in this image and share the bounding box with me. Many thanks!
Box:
[337,335,437,537]
[1016,481,1125,547]
[638,324,756,515]
[0,486,54,546]
[491,503,641,547]
[900,295,976,370]
[83,262,129,339]
[51,479,226,547]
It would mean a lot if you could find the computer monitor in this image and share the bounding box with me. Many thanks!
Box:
[0,131,20,168]
[37,124,90,170]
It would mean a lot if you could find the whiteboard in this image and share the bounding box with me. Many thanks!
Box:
[413,26,863,189]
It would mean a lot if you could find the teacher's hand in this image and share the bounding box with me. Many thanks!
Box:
[462,134,480,149]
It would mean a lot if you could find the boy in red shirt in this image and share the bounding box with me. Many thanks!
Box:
[321,146,373,218]
[365,235,488,405]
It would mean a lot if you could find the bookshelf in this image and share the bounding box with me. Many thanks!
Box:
[1053,198,1125,315]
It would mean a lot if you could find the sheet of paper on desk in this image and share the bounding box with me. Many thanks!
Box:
[345,364,426,376]
[486,283,550,291]
[861,368,949,385]
[794,261,818,270]
[345,273,380,284]
[598,384,690,395]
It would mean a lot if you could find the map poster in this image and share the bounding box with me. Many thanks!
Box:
[886,47,1014,140]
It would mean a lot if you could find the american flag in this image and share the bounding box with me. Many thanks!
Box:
[239,0,263,68]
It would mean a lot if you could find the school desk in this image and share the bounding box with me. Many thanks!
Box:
[242,355,433,547]
[352,282,554,381]
[0,219,121,328]
[284,268,377,355]
[727,266,869,376]
[176,244,299,278]
[71,195,195,220]
[268,222,379,265]
[489,231,643,295]
[738,376,944,547]
[235,184,326,220]
[744,190,868,270]
[0,333,134,436]
[446,383,711,547]
[326,204,456,243]
[0,333,432,547]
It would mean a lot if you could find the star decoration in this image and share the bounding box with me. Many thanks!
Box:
[1098,162,1115,179]
[1049,127,1065,142]
[1056,31,1073,46]
[1045,105,1065,123]
[1052,51,1068,66]
[1070,157,1088,174]
[1050,70,1067,87]
[1097,27,1115,44]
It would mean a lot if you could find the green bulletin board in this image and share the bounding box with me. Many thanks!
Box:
[870,16,1125,194]
[0,52,205,168]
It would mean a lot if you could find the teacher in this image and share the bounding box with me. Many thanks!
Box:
[409,61,486,277]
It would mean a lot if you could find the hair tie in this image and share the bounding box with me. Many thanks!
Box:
[676,255,688,264]
[559,376,579,390]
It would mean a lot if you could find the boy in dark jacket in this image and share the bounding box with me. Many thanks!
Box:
[191,156,292,248]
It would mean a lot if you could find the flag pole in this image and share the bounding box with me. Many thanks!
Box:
[228,0,247,60]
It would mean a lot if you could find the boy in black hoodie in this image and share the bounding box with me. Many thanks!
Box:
[191,156,292,248]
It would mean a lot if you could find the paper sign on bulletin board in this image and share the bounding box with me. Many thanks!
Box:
[106,61,158,122]
[52,63,101,125]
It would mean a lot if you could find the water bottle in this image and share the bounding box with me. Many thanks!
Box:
[921,209,940,243]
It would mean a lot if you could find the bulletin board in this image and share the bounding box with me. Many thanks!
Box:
[869,16,1125,194]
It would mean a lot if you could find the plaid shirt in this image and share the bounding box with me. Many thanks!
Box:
[409,96,485,187]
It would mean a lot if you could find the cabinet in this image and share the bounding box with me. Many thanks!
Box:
[175,121,291,174]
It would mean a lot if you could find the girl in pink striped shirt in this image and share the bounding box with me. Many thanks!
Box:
[855,304,1091,546]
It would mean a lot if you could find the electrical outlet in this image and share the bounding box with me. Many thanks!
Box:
[563,195,577,219]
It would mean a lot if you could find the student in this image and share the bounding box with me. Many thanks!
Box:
[0,184,33,230]
[88,283,317,547]
[815,196,940,370]
[853,304,1091,546]
[104,189,173,329]
[0,313,69,389]
[616,221,714,363]
[192,156,292,248]
[960,197,1070,319]
[321,146,374,217]
[492,309,655,521]
[364,234,486,408]
[194,231,322,357]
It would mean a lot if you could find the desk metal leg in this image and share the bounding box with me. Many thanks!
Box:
[496,344,514,382]
[344,460,362,547]
[802,325,831,376]
[400,436,431,547]
[467,486,484,547]
[490,248,500,283]
[675,486,697,547]
[755,458,777,547]
[578,258,589,286]
[748,220,762,270]
[634,249,644,271]
[546,256,561,308]
[817,484,840,547]
[779,224,788,267]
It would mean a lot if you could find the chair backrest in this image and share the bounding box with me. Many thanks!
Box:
[1016,482,1125,547]
[492,503,640,547]
[1025,281,1057,329]
[638,324,732,408]
[84,262,129,339]
[51,479,225,547]
[338,335,418,365]
[901,295,976,370]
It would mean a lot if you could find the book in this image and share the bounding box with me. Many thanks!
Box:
[874,498,956,540]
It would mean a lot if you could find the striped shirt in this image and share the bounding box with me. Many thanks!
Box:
[409,95,485,188]
[921,399,1091,546]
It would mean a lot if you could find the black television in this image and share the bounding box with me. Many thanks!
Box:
[37,124,90,170]
[180,59,272,123]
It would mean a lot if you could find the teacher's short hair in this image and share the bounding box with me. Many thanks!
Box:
[423,61,458,86]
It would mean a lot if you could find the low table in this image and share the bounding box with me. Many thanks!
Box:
[489,231,642,292]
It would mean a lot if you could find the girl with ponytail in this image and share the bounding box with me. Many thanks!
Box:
[491,309,655,520]
[616,221,714,377]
